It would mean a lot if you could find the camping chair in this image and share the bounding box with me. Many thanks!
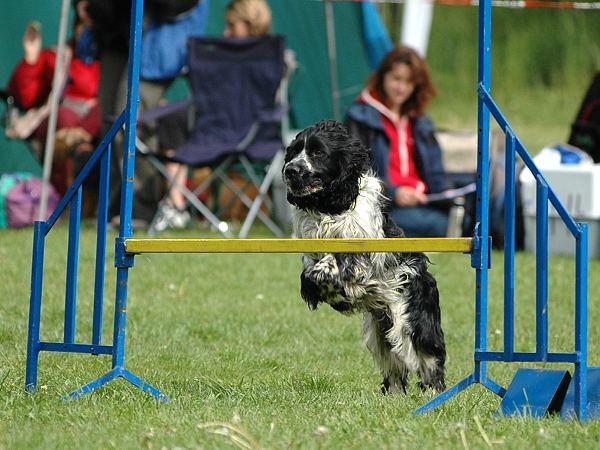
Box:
[138,35,289,237]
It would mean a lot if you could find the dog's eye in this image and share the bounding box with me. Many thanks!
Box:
[305,137,325,156]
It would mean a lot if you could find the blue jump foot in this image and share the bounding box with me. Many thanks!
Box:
[63,366,168,402]
[121,368,169,402]
[415,372,505,415]
[560,366,600,421]
[497,368,571,418]
[414,373,477,415]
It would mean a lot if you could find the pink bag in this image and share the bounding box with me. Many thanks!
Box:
[6,177,59,228]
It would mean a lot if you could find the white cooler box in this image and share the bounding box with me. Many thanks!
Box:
[520,164,600,257]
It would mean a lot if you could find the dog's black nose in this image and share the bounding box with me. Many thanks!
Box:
[284,164,301,179]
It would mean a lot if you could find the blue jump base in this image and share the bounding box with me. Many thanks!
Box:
[497,368,572,418]
[24,0,594,420]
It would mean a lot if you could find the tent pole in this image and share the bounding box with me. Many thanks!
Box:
[39,0,71,220]
[400,0,434,57]
[324,0,341,121]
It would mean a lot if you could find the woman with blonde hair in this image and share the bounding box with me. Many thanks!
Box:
[154,0,280,231]
[224,0,272,38]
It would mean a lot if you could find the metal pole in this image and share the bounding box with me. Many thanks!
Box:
[574,223,589,420]
[324,0,341,121]
[473,0,492,382]
[400,0,434,57]
[25,221,47,392]
[39,0,71,220]
[503,130,516,360]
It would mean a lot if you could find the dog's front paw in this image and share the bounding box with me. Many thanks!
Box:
[300,271,323,310]
[308,254,341,286]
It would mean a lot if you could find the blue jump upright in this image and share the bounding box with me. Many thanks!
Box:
[25,0,167,402]
[414,0,596,420]
[24,0,597,418]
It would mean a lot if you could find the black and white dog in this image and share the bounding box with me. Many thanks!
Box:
[282,120,446,394]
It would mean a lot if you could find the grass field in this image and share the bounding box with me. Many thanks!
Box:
[1,222,600,449]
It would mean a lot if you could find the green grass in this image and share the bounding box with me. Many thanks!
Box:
[1,223,600,448]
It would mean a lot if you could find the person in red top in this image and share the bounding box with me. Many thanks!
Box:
[7,0,100,195]
[345,46,451,237]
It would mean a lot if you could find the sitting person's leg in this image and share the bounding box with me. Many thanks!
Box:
[389,205,449,237]
[152,107,192,230]
[165,162,187,210]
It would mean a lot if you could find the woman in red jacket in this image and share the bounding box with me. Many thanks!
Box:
[7,0,100,194]
[8,1,100,143]
[345,46,451,237]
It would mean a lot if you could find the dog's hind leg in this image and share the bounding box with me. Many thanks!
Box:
[382,358,409,395]
[417,358,446,392]
[363,311,408,394]
[405,272,447,393]
[413,326,446,392]
[409,323,446,392]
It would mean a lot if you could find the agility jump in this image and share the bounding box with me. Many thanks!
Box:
[25,0,595,420]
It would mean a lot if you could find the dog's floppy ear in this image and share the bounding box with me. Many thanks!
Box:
[320,121,370,184]
[338,128,371,178]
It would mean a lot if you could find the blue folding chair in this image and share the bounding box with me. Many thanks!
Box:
[138,35,289,237]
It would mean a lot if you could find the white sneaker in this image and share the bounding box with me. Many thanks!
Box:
[152,206,171,232]
[153,204,190,232]
[170,208,190,229]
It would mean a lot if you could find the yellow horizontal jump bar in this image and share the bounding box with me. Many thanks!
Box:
[125,238,472,254]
